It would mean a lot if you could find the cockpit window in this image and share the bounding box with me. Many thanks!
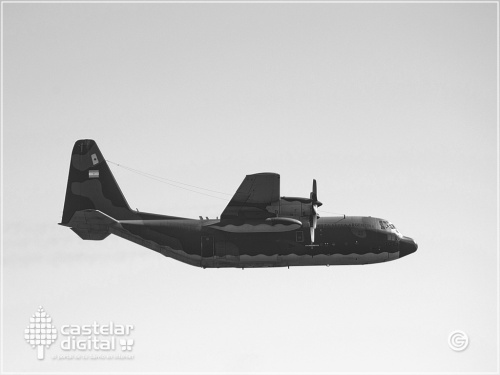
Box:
[379,220,401,235]
[379,220,390,230]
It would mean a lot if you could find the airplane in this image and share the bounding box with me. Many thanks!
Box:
[60,139,418,268]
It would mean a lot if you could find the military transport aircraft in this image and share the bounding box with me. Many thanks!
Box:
[60,139,417,268]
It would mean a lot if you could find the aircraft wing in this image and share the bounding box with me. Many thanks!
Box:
[221,173,280,220]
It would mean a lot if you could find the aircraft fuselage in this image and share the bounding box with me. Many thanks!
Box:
[110,215,417,268]
[61,139,418,268]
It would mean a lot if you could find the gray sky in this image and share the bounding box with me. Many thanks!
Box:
[1,1,498,373]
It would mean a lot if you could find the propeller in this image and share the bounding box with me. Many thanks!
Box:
[309,179,322,244]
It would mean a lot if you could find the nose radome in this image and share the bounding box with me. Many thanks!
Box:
[399,236,418,258]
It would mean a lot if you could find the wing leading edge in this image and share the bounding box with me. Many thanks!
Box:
[221,173,280,220]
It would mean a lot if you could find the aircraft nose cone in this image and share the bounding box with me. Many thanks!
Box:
[399,236,418,258]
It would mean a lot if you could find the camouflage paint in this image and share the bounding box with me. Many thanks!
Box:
[60,140,417,268]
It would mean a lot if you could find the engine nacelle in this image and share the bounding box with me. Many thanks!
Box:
[278,197,314,220]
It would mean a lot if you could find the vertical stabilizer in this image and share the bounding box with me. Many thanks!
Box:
[61,139,134,225]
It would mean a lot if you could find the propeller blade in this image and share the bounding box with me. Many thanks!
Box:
[309,179,319,244]
[310,179,317,201]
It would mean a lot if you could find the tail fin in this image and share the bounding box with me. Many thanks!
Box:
[61,140,135,228]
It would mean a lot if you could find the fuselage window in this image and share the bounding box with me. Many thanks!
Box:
[296,231,304,243]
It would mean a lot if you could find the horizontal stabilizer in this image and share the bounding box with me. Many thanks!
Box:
[61,209,118,241]
[71,228,110,241]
